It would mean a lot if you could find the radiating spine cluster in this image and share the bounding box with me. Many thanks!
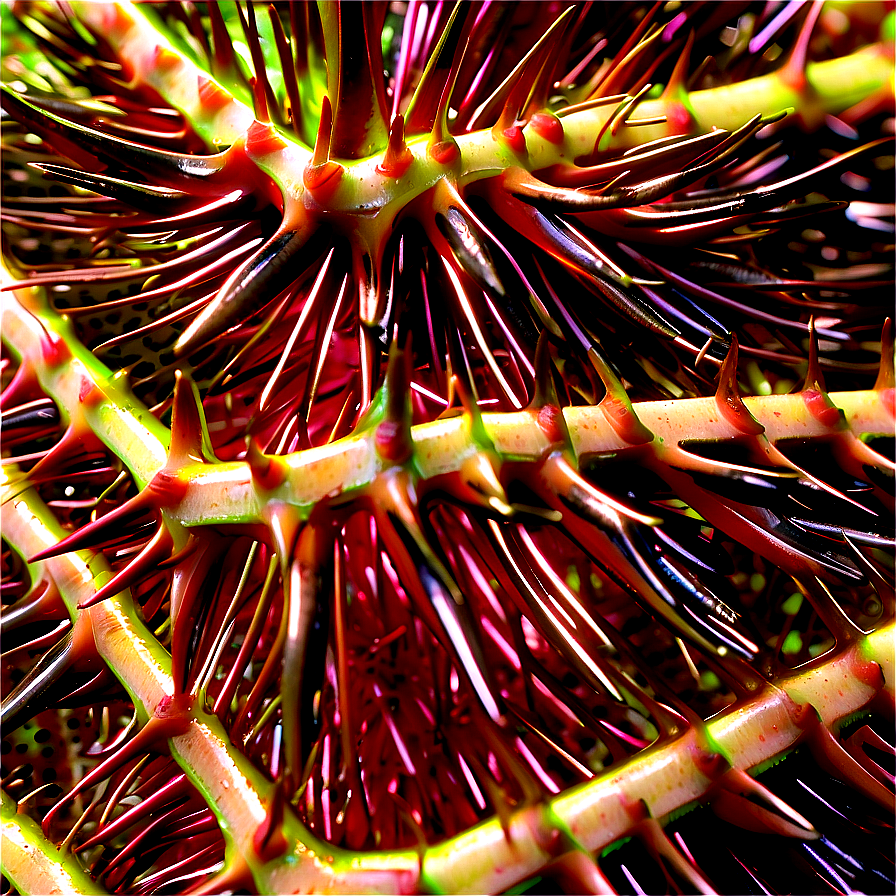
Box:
[1,2,894,895]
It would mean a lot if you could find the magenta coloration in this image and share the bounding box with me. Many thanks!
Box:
[1,3,895,895]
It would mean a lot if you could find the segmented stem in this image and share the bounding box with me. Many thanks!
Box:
[2,3,894,894]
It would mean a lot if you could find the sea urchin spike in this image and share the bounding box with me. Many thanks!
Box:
[2,2,895,895]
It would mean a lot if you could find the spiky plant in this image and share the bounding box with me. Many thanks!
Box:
[1,1,894,894]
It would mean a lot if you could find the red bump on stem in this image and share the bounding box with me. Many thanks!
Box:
[881,387,895,419]
[152,45,182,77]
[78,375,103,408]
[149,469,189,508]
[153,691,196,731]
[590,348,653,445]
[429,139,460,166]
[803,389,844,429]
[197,76,233,114]
[660,30,696,135]
[39,332,70,368]
[245,120,286,157]
[666,102,695,134]
[376,419,412,464]
[537,404,565,444]
[304,96,344,200]
[599,396,654,445]
[529,112,564,145]
[501,125,527,155]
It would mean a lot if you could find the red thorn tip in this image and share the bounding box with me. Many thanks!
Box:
[429,139,460,166]
[529,112,564,145]
[666,101,695,134]
[501,125,526,154]
[303,160,344,201]
[246,120,286,156]
[98,2,130,34]
[715,338,764,436]
[693,748,727,778]
[152,45,181,75]
[881,388,895,418]
[537,405,565,444]
[153,692,195,733]
[662,28,695,135]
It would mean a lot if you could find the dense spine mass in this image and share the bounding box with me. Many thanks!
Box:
[1,2,894,894]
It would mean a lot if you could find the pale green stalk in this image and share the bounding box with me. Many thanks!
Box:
[1,791,108,896]
[422,623,894,894]
[5,469,891,895]
[4,286,893,528]
[2,4,894,893]
[69,2,893,216]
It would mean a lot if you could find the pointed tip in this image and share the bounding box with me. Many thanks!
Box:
[803,317,826,393]
[378,114,413,178]
[525,7,577,116]
[715,336,765,436]
[170,370,215,466]
[404,0,470,137]
[493,92,521,141]
[376,332,414,464]
[177,228,305,359]
[29,490,153,563]
[588,347,654,445]
[530,334,570,446]
[312,95,333,170]
[663,29,695,100]
[245,435,287,491]
[779,0,824,93]
[531,332,559,410]
[875,317,894,391]
[76,526,173,609]
[304,96,343,193]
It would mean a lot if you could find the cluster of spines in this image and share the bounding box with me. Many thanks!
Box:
[1,1,895,894]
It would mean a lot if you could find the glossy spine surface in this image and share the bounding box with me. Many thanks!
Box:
[1,3,894,895]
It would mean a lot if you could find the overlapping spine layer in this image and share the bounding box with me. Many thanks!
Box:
[2,3,894,895]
